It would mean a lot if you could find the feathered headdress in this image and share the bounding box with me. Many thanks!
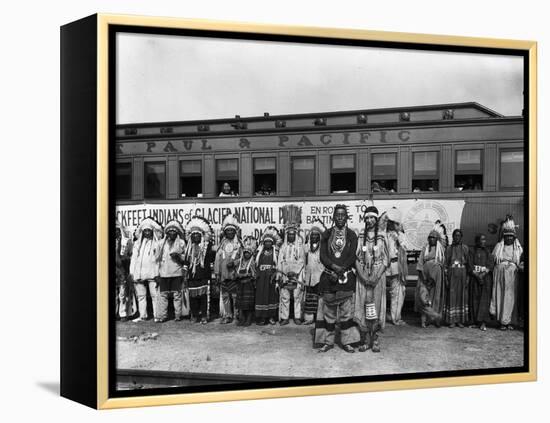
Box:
[257,226,282,264]
[260,225,282,245]
[426,220,448,262]
[493,215,522,265]
[281,204,302,233]
[164,220,185,238]
[429,220,448,247]
[386,207,402,225]
[184,216,213,243]
[376,211,388,235]
[183,216,213,275]
[500,215,517,239]
[135,217,163,240]
[242,236,258,254]
[221,214,240,232]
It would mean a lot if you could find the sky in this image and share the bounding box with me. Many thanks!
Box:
[116,32,524,124]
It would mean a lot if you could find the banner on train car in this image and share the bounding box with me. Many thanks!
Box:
[116,199,465,250]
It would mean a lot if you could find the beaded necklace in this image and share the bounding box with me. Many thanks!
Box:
[330,227,346,258]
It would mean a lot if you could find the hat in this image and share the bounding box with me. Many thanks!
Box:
[242,236,258,254]
[364,206,379,219]
[501,215,517,237]
[281,204,302,233]
[386,207,402,224]
[429,220,448,248]
[222,214,239,232]
[260,226,282,245]
[164,220,184,237]
[136,217,163,240]
[185,216,213,243]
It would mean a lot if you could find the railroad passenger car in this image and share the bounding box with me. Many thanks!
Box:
[115,101,524,248]
[115,102,524,309]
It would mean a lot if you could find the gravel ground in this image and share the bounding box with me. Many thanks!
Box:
[116,314,524,379]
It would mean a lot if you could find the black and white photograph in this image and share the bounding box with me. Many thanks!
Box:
[112,27,528,393]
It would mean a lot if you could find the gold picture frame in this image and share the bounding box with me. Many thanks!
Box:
[61,13,537,409]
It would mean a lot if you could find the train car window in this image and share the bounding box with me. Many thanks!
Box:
[455,150,483,191]
[180,160,202,198]
[216,159,239,196]
[372,153,397,193]
[412,151,439,192]
[331,154,356,193]
[115,162,132,200]
[291,157,315,196]
[254,157,277,196]
[144,162,166,199]
[500,150,524,189]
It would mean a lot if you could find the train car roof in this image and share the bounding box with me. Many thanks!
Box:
[115,102,524,140]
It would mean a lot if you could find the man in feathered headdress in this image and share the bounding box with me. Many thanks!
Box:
[385,207,409,326]
[303,219,326,325]
[315,204,360,353]
[277,205,305,326]
[183,216,215,324]
[355,206,388,353]
[115,220,134,321]
[214,214,242,324]
[415,221,446,328]
[157,220,186,323]
[490,215,523,330]
[255,226,281,325]
[129,217,163,322]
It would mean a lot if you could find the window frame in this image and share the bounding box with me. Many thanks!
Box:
[290,155,316,196]
[115,160,133,200]
[371,152,398,179]
[179,158,203,198]
[253,157,277,175]
[330,153,356,174]
[412,150,439,178]
[499,148,524,191]
[455,149,483,176]
[143,158,167,200]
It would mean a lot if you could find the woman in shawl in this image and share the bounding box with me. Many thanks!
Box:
[415,221,446,328]
[254,226,281,325]
[444,229,470,328]
[468,234,494,331]
[234,236,258,327]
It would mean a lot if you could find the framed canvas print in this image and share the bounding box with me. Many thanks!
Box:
[60,14,537,409]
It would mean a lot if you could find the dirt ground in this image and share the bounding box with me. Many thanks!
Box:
[116,313,524,379]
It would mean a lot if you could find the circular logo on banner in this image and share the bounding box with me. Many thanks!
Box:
[402,201,451,250]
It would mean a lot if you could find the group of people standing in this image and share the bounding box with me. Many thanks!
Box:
[415,215,525,333]
[115,205,525,354]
